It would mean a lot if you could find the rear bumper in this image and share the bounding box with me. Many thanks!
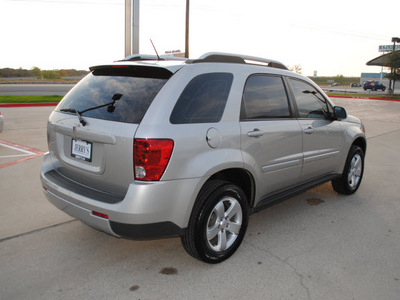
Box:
[41,152,202,239]
[44,187,184,238]
[44,187,119,237]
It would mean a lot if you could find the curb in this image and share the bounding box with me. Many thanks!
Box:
[329,95,400,102]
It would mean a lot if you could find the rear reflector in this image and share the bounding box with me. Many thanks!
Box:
[134,138,174,181]
[92,211,109,219]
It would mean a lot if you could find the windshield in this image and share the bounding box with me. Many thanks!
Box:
[57,70,169,124]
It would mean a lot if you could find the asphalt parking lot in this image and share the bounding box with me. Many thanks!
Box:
[1,98,400,299]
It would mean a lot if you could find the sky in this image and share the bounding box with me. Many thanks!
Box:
[0,0,399,76]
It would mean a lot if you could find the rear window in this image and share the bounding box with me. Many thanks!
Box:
[170,73,233,124]
[57,66,170,124]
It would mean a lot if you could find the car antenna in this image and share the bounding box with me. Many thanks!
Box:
[150,39,161,60]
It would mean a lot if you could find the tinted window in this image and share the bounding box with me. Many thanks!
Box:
[57,70,168,124]
[241,75,290,120]
[170,73,233,124]
[289,79,328,119]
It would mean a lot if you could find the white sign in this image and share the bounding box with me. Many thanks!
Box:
[71,139,92,162]
[379,45,400,52]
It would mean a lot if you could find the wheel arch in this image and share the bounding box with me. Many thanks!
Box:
[352,137,367,154]
[207,168,255,208]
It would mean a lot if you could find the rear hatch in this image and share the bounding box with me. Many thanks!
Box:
[47,64,174,200]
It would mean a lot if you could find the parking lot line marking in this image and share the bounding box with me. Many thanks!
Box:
[0,139,45,169]
[0,141,37,156]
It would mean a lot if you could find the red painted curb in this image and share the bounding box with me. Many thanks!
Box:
[328,95,400,102]
[0,102,58,108]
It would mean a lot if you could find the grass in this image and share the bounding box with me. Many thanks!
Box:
[0,95,63,104]
[0,93,399,104]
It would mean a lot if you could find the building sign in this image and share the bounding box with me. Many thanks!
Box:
[379,45,400,52]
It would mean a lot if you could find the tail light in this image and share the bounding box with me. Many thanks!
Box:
[134,139,174,181]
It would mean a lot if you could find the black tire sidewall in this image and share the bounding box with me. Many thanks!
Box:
[342,146,365,194]
[194,183,249,263]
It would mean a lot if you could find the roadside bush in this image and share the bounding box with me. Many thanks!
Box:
[42,70,61,79]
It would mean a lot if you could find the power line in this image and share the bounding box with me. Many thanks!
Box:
[8,0,123,5]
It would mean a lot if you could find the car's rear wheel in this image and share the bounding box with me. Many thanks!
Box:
[332,145,364,195]
[181,180,249,264]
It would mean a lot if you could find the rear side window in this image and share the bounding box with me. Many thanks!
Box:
[241,75,290,120]
[170,73,233,124]
[57,67,170,124]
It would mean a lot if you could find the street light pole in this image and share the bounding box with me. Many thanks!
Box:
[185,0,190,58]
[390,37,400,93]
[125,0,140,57]
[125,0,132,57]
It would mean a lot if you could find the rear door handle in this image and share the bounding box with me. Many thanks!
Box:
[247,129,264,138]
[304,127,314,134]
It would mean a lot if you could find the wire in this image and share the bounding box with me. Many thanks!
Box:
[8,0,123,5]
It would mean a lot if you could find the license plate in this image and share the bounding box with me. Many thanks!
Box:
[71,139,92,162]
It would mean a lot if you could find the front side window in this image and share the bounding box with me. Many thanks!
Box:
[241,75,290,120]
[170,73,233,124]
[288,78,329,119]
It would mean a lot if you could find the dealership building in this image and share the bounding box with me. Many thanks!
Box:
[363,41,400,88]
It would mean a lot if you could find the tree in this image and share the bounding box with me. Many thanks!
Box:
[289,65,302,74]
[58,69,69,77]
[42,70,61,79]
[333,74,346,85]
[30,67,42,79]
[385,51,400,94]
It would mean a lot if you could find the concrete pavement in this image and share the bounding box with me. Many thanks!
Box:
[1,98,400,299]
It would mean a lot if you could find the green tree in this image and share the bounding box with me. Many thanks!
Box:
[385,51,400,94]
[30,67,42,79]
[333,74,346,85]
[42,70,61,79]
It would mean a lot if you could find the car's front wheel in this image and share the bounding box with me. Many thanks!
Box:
[181,180,249,264]
[332,145,365,195]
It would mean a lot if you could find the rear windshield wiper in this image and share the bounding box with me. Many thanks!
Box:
[60,108,87,126]
[60,93,123,126]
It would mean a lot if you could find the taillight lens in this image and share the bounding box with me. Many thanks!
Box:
[134,139,174,181]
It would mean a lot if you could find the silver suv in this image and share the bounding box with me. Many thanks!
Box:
[41,53,366,263]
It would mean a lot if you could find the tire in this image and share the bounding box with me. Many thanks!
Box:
[181,180,249,264]
[332,145,364,195]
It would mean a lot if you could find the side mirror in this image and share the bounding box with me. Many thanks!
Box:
[333,106,347,120]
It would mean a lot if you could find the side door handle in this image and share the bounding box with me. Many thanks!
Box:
[304,127,314,134]
[247,129,264,138]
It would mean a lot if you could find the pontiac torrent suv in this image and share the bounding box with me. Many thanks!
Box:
[41,53,366,263]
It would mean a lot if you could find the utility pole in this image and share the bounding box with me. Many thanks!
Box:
[125,0,140,57]
[185,0,190,58]
[390,37,400,93]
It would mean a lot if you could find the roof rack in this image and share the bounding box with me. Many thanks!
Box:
[120,54,187,62]
[188,52,288,70]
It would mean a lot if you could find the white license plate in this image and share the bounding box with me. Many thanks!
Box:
[71,139,92,162]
